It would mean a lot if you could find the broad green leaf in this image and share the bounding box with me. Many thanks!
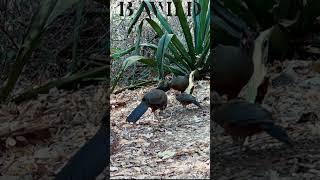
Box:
[145,18,191,70]
[140,43,189,74]
[135,20,144,55]
[46,0,80,28]
[121,55,150,70]
[156,33,174,80]
[173,0,196,60]
[196,33,210,67]
[243,0,275,29]
[223,0,257,30]
[128,2,145,35]
[144,0,194,68]
[213,0,248,33]
[111,46,135,59]
[0,0,57,102]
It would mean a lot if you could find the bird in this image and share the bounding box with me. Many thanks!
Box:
[175,92,201,109]
[211,30,256,100]
[156,80,171,92]
[54,112,109,180]
[214,99,293,149]
[126,88,167,123]
[169,75,189,92]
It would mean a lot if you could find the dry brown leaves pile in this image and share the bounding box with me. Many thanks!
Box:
[110,80,210,179]
[0,85,106,179]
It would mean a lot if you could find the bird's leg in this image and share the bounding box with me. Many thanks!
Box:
[154,111,161,121]
[158,109,164,117]
[182,104,187,112]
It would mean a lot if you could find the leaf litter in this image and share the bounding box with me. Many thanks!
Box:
[110,80,210,179]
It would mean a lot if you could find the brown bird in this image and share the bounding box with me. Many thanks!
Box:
[156,80,171,92]
[211,30,256,100]
[175,92,201,108]
[214,99,293,148]
[169,75,189,92]
[127,89,167,123]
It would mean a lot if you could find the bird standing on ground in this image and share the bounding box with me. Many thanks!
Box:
[211,30,256,100]
[169,75,189,92]
[214,99,293,148]
[156,80,171,92]
[126,88,167,123]
[175,92,201,109]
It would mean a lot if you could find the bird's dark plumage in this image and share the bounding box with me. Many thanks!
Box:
[54,113,108,180]
[127,89,167,123]
[214,99,293,147]
[156,80,171,92]
[175,92,201,108]
[169,75,189,92]
[211,31,255,99]
[127,101,149,123]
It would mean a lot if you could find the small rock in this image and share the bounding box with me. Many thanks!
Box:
[6,137,16,147]
[110,166,118,172]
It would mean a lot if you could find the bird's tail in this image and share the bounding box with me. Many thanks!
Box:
[262,124,294,147]
[126,102,148,123]
[192,100,202,108]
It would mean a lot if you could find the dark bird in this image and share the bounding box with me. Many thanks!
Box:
[175,92,201,108]
[127,89,167,123]
[156,80,171,92]
[54,112,109,180]
[211,30,256,100]
[169,75,189,92]
[214,99,293,148]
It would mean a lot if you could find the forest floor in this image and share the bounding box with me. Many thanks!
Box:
[212,60,320,180]
[0,59,319,179]
[0,85,107,180]
[110,80,210,179]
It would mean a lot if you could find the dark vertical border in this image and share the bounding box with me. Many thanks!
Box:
[105,0,111,178]
[210,0,215,178]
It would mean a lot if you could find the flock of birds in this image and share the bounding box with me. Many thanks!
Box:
[125,29,294,152]
[54,29,296,180]
[126,74,202,124]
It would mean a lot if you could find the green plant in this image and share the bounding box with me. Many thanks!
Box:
[111,0,210,93]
